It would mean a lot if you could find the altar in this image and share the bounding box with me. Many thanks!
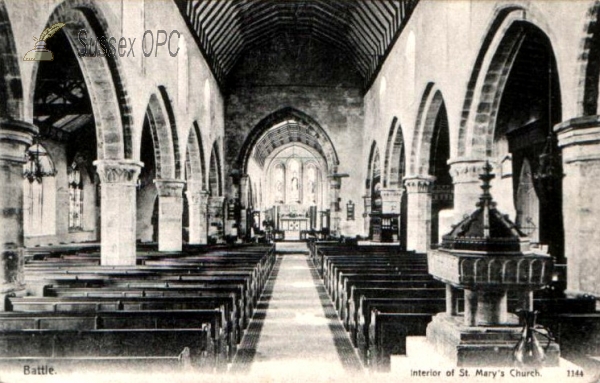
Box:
[279,217,309,240]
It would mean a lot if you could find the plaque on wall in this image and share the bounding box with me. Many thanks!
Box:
[346,200,355,221]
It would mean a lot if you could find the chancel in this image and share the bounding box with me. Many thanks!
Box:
[0,0,599,381]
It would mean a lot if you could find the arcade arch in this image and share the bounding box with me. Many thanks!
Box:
[458,12,564,262]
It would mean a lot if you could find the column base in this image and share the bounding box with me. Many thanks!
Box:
[426,313,560,367]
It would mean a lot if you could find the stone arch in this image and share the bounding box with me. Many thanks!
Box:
[365,141,381,195]
[383,117,407,189]
[30,0,133,159]
[0,0,23,120]
[457,6,560,158]
[209,141,222,196]
[237,107,339,174]
[409,83,448,176]
[383,117,398,188]
[145,88,180,180]
[185,122,206,188]
[578,1,600,115]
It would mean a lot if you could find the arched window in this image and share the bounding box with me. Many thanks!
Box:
[68,162,84,231]
[273,163,285,204]
[287,158,301,204]
[22,143,56,236]
[305,163,319,206]
[516,159,539,243]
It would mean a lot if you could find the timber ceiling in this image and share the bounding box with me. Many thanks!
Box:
[176,0,419,90]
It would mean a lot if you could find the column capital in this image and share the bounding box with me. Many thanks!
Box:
[380,188,404,198]
[94,159,143,184]
[154,178,186,197]
[0,120,38,163]
[403,175,435,193]
[186,187,210,204]
[448,157,493,184]
[555,116,600,163]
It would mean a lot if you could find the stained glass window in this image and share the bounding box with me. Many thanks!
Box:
[68,162,83,230]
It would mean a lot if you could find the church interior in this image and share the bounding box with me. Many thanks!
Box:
[1,0,600,381]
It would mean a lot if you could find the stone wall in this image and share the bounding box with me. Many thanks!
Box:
[224,34,365,236]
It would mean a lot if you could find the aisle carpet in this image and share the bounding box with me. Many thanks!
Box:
[230,242,363,380]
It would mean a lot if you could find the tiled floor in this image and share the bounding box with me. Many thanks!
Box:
[230,243,364,381]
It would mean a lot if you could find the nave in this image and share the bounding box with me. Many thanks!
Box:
[4,1,600,381]
[231,242,362,378]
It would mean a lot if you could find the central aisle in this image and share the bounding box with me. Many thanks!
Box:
[231,243,363,380]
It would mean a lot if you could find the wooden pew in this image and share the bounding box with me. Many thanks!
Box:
[340,280,440,328]
[355,299,446,363]
[368,311,433,371]
[0,328,215,372]
[43,284,251,329]
[0,300,233,371]
[329,264,429,301]
[347,288,445,344]
[337,276,439,316]
[26,272,259,321]
[539,312,600,369]
[8,294,241,358]
[14,244,277,367]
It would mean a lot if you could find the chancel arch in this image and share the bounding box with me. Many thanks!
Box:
[239,108,337,241]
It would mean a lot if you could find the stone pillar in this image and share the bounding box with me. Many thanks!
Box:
[476,289,508,325]
[208,196,225,241]
[362,195,371,236]
[556,116,600,296]
[94,159,143,266]
[186,180,208,245]
[464,289,477,326]
[239,175,249,238]
[381,188,403,242]
[404,175,434,252]
[240,175,249,209]
[328,174,347,235]
[380,188,402,215]
[0,120,37,308]
[445,285,458,316]
[154,179,186,252]
[448,158,488,222]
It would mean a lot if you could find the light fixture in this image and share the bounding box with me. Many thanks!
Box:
[23,136,55,183]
